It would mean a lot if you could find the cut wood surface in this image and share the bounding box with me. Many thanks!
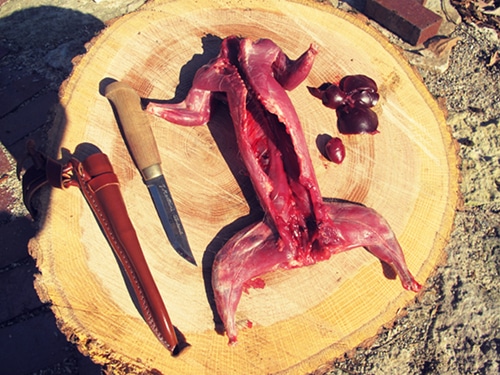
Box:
[29,0,459,374]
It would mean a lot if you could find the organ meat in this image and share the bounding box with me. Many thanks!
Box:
[146,36,422,345]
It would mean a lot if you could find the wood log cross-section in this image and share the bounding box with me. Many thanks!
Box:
[29,0,459,374]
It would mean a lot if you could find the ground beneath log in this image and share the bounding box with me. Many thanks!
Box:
[0,1,498,374]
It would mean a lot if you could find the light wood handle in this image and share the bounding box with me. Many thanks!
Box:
[105,81,162,181]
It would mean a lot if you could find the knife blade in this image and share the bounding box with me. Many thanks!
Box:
[104,81,196,266]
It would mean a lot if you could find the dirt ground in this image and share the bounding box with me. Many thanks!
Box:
[0,0,498,374]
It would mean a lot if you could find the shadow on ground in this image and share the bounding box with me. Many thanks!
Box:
[0,5,105,374]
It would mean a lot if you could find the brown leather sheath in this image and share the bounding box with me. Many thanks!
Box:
[19,143,181,355]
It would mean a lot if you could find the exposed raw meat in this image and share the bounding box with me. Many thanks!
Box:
[146,36,422,345]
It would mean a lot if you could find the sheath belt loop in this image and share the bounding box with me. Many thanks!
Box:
[45,157,65,189]
[18,140,69,217]
[18,140,183,355]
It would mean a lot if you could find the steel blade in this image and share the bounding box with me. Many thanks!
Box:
[146,175,196,265]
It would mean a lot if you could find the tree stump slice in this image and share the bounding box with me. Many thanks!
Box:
[29,0,459,374]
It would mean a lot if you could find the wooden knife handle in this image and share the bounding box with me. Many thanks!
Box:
[105,81,162,181]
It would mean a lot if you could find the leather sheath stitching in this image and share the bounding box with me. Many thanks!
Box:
[74,159,171,349]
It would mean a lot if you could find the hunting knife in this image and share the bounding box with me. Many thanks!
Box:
[105,81,197,266]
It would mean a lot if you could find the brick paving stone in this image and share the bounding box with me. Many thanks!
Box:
[9,125,48,162]
[0,64,17,88]
[0,187,16,217]
[76,355,104,375]
[364,0,442,46]
[0,259,45,323]
[0,217,36,268]
[0,44,8,60]
[0,74,49,118]
[0,312,82,374]
[0,91,58,146]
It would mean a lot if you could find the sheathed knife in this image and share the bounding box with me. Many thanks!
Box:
[104,81,197,266]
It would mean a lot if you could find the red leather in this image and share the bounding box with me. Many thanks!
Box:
[20,145,182,355]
